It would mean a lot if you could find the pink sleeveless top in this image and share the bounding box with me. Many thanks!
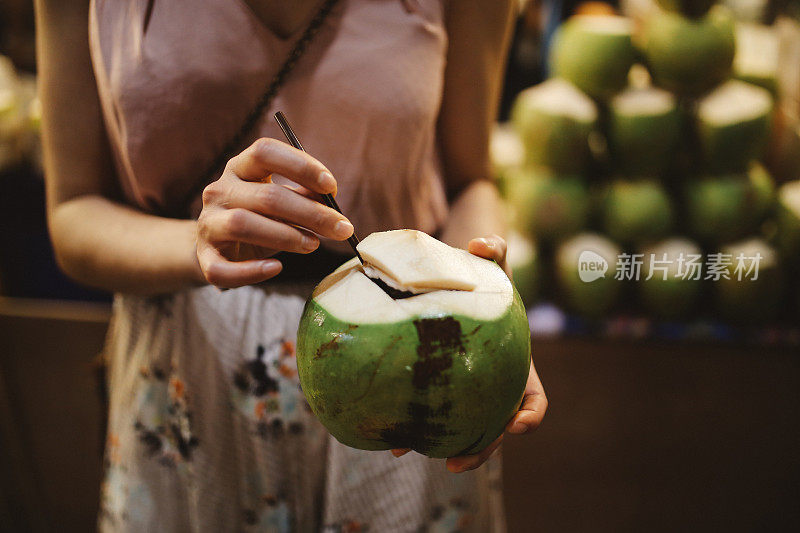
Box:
[88,0,449,238]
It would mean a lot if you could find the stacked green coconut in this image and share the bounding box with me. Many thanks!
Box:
[0,55,41,172]
[497,3,799,324]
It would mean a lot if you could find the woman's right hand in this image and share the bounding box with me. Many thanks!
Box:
[197,138,355,288]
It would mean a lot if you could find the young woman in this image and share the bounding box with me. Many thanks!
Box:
[36,0,547,530]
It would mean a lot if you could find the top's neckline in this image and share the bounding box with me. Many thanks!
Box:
[236,0,329,42]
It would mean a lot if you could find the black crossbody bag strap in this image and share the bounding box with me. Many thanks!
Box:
[172,0,340,218]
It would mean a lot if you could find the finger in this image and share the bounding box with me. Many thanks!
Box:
[467,235,507,264]
[286,183,325,202]
[201,176,325,210]
[228,181,353,241]
[197,245,282,288]
[228,138,337,195]
[446,435,503,473]
[506,391,548,434]
[391,448,411,458]
[201,208,320,254]
[489,234,507,264]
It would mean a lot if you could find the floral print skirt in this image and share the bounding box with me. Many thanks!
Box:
[98,284,506,532]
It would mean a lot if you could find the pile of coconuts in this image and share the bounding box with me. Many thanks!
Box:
[497,0,800,325]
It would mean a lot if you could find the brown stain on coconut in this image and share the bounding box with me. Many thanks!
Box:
[313,325,357,360]
[376,317,468,453]
[411,316,465,389]
[378,401,454,454]
[314,336,340,359]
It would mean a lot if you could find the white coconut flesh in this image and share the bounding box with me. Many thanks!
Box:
[571,15,634,35]
[612,87,675,116]
[698,80,772,126]
[780,181,800,219]
[641,238,701,277]
[721,238,778,270]
[735,24,779,79]
[520,79,598,123]
[312,230,514,323]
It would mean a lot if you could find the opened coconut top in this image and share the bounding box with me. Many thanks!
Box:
[641,238,701,277]
[520,78,598,122]
[720,238,778,270]
[312,230,514,323]
[612,87,675,116]
[506,231,535,269]
[570,15,633,35]
[735,23,779,77]
[698,80,772,125]
[490,124,525,172]
[557,232,620,267]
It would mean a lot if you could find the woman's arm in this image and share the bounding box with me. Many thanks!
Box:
[436,0,516,250]
[36,0,205,295]
[36,0,352,295]
[434,0,548,472]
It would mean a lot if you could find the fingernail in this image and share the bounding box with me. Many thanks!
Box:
[335,220,354,238]
[510,421,528,434]
[318,171,336,193]
[302,236,319,251]
[262,260,281,275]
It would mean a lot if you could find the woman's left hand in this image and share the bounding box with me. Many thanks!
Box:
[392,235,548,472]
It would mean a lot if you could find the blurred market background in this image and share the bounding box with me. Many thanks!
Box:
[1,0,799,531]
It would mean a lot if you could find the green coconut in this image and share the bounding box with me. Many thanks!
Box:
[697,80,773,174]
[734,23,780,95]
[507,168,590,242]
[0,90,23,170]
[511,78,598,173]
[607,86,680,176]
[296,230,531,458]
[776,180,800,267]
[555,232,622,317]
[639,237,703,320]
[601,178,674,245]
[655,0,717,18]
[507,231,540,307]
[641,5,735,95]
[715,238,783,323]
[684,173,760,245]
[550,15,636,100]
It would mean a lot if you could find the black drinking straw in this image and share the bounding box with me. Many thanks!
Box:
[274,111,364,264]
